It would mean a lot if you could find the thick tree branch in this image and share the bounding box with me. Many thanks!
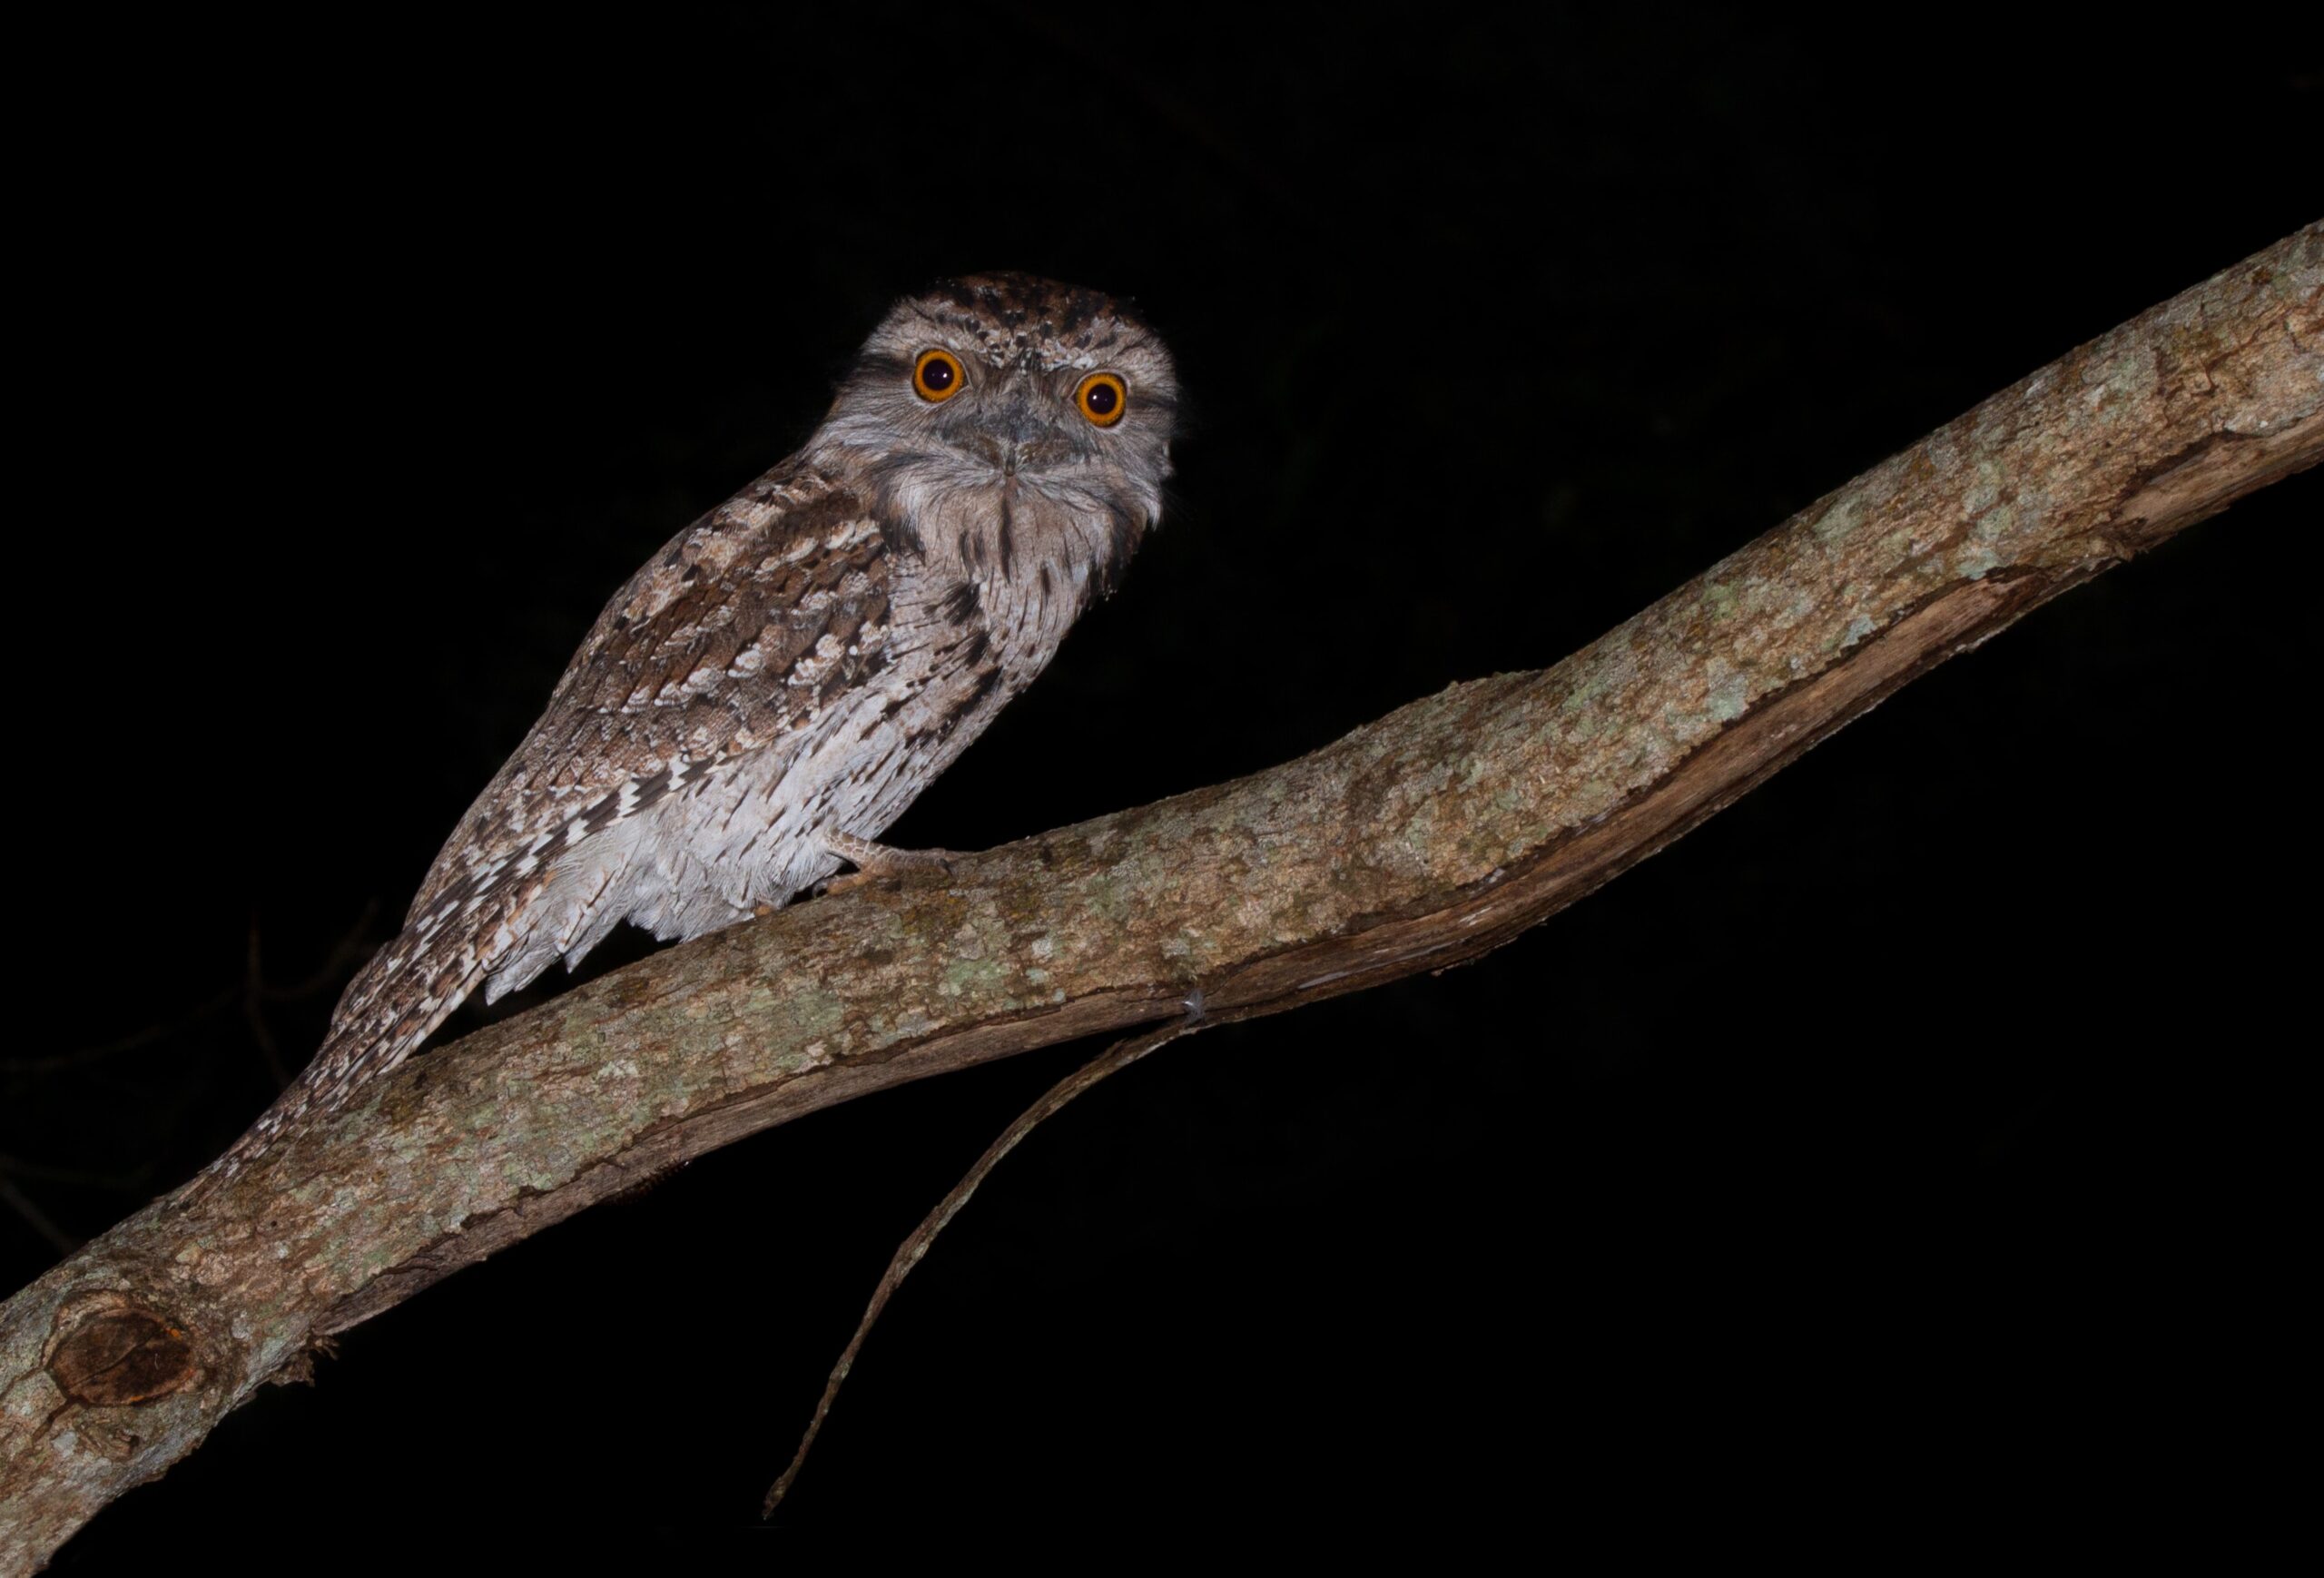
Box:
[4,223,2317,1570]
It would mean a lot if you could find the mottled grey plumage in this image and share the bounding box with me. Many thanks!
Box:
[193,274,1177,1194]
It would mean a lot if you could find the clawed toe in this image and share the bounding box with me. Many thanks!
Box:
[816,833,959,894]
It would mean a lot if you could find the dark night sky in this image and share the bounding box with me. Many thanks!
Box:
[12,7,2315,1562]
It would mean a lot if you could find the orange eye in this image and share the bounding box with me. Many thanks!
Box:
[913,348,965,402]
[1075,371,1128,428]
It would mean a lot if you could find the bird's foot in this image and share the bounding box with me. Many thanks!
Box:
[816,832,958,894]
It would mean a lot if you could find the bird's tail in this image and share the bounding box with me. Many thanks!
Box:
[173,925,487,1204]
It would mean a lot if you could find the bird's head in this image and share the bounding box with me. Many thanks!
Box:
[810,273,1178,583]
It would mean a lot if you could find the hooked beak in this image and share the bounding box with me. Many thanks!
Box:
[970,398,1061,478]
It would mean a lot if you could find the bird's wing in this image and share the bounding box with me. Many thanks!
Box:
[404,460,895,938]
[193,462,899,1190]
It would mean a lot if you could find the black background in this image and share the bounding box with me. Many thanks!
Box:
[11,6,2314,1563]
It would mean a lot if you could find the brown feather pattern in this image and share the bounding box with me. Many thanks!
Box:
[189,275,1177,1196]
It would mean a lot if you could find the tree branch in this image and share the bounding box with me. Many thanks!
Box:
[4,222,2316,1572]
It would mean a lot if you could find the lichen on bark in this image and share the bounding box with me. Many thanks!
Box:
[3,222,2317,1575]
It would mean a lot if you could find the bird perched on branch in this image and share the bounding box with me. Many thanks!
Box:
[187,273,1177,1198]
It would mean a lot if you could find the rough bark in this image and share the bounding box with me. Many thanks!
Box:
[4,222,2317,1571]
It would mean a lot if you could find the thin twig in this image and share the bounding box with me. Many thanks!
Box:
[254,899,383,1002]
[0,1178,75,1257]
[764,1013,1206,1515]
[244,917,290,1087]
[0,989,239,1077]
[1,901,379,1080]
[0,1155,160,1194]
